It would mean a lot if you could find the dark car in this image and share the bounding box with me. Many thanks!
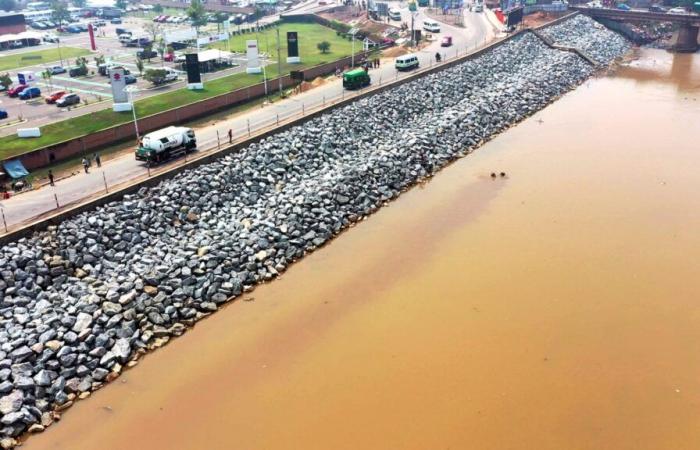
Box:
[648,4,665,11]
[18,87,41,100]
[0,108,8,120]
[124,74,137,84]
[136,49,158,59]
[69,66,88,77]
[66,25,82,33]
[111,17,122,24]
[56,93,80,107]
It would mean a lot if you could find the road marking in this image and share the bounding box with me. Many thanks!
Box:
[35,81,113,98]
[52,76,111,89]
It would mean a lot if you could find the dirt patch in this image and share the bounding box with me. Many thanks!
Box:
[382,46,410,58]
[522,11,567,28]
[319,7,400,39]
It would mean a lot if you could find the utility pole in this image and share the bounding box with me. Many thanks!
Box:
[276,26,282,97]
[411,13,415,47]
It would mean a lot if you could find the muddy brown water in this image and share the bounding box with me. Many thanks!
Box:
[26,49,700,450]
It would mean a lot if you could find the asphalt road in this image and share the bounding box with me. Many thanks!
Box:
[0,6,497,232]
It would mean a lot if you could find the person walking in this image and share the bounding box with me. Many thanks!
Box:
[94,153,101,168]
[228,129,233,144]
[82,158,89,174]
[48,169,54,186]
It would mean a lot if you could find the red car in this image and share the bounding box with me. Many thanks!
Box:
[45,90,66,104]
[7,85,28,97]
[441,35,453,47]
[164,52,175,62]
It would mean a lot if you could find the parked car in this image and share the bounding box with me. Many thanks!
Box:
[65,25,82,33]
[110,17,122,24]
[43,33,59,43]
[648,4,665,11]
[616,3,631,10]
[7,85,28,97]
[0,108,7,120]
[137,49,158,59]
[124,74,137,84]
[45,90,66,104]
[668,6,689,13]
[68,66,88,77]
[44,20,56,28]
[48,65,66,75]
[441,35,453,47]
[56,93,80,107]
[19,86,41,100]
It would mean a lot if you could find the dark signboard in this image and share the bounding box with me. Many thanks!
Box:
[287,31,299,58]
[506,6,523,27]
[185,53,201,84]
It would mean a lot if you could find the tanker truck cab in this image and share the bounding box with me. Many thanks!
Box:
[135,126,196,164]
[395,53,419,71]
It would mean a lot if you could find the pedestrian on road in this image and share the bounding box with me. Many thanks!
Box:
[82,158,89,174]
[48,170,54,186]
[94,153,101,168]
[228,129,233,144]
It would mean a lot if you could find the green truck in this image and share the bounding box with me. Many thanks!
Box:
[342,69,370,90]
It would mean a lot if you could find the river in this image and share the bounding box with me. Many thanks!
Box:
[24,48,700,450]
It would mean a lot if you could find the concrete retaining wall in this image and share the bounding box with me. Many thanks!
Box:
[0,30,534,247]
[6,51,373,172]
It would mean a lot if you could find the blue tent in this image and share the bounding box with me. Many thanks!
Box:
[2,159,29,179]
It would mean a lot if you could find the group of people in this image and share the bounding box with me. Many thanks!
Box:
[362,58,381,71]
[81,153,102,175]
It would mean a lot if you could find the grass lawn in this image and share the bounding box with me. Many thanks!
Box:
[0,47,91,72]
[0,22,355,159]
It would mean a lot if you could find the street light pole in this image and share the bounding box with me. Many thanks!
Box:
[125,86,140,141]
[276,26,282,97]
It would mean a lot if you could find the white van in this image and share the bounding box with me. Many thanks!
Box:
[118,33,132,44]
[395,53,420,71]
[388,8,402,20]
[423,19,440,33]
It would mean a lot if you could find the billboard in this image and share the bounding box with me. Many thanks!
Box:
[506,6,523,27]
[185,54,201,84]
[246,39,261,74]
[286,31,300,63]
[109,67,128,104]
[196,33,228,46]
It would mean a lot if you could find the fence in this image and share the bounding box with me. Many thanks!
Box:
[0,31,508,243]
[7,51,371,172]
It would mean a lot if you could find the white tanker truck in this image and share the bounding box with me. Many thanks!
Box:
[135,126,197,164]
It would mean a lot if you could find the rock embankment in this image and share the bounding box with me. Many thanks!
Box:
[539,14,632,65]
[0,24,630,448]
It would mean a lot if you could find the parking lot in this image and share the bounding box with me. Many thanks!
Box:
[0,14,256,136]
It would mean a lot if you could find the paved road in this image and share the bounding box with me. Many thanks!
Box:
[0,7,497,233]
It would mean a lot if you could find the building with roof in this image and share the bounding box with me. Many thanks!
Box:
[0,13,27,35]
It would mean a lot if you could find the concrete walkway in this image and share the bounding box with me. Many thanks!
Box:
[0,10,495,234]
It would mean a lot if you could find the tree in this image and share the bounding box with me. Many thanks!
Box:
[0,0,17,12]
[94,55,105,66]
[142,43,154,61]
[0,73,12,91]
[136,57,144,75]
[187,0,208,33]
[156,37,166,58]
[72,0,86,7]
[144,22,161,44]
[143,68,167,85]
[153,3,163,12]
[115,0,127,10]
[41,69,53,93]
[317,41,331,54]
[50,0,71,29]
[214,11,228,33]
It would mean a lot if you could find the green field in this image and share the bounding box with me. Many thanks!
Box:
[0,47,91,72]
[0,22,356,159]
